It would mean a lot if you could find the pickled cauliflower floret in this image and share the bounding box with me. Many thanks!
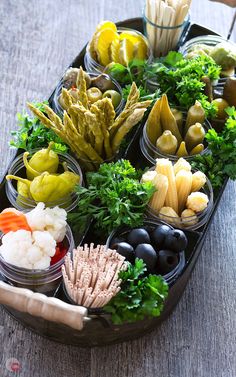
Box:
[186,192,209,212]
[26,202,67,242]
[0,229,56,269]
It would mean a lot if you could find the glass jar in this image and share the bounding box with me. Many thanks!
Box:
[106,219,185,285]
[179,34,233,56]
[145,168,214,231]
[140,114,212,165]
[5,151,83,212]
[50,72,125,117]
[84,27,152,74]
[143,5,190,58]
[0,225,74,296]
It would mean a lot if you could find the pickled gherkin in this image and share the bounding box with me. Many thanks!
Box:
[185,123,205,152]
[176,141,188,157]
[185,101,205,134]
[156,131,178,155]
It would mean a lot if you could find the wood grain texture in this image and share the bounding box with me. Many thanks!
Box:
[0,1,235,376]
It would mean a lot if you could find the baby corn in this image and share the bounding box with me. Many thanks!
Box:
[173,158,191,175]
[176,170,193,213]
[155,158,178,214]
[191,171,207,192]
[149,173,169,213]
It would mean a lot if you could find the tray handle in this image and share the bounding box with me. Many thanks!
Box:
[0,281,90,331]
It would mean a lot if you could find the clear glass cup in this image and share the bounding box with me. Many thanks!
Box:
[84,27,152,74]
[5,151,83,212]
[144,168,214,231]
[0,225,74,296]
[51,72,125,116]
[139,112,212,165]
[143,6,190,58]
[106,218,185,285]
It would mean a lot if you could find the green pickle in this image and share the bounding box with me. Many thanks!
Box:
[185,123,205,152]
[156,130,178,155]
[185,101,205,134]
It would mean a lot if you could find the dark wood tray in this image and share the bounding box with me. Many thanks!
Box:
[0,18,227,347]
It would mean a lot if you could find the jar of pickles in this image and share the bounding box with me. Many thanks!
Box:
[84,26,152,74]
[5,148,83,212]
[50,71,125,117]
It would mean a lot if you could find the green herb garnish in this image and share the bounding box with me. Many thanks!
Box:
[73,159,155,235]
[10,101,68,153]
[191,106,236,190]
[145,52,221,117]
[104,258,169,324]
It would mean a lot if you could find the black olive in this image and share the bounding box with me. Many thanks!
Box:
[151,224,172,250]
[135,243,157,271]
[110,237,125,249]
[157,249,179,274]
[164,229,188,253]
[127,228,150,247]
[114,242,134,263]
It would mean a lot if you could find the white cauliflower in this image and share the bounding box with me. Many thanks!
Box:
[186,192,209,212]
[26,202,67,242]
[0,229,56,270]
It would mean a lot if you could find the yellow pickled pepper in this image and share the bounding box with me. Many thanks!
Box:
[156,131,178,155]
[185,123,205,152]
[146,98,162,145]
[25,142,59,180]
[185,101,205,134]
[160,95,182,145]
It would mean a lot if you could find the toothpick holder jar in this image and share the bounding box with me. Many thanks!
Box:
[143,5,190,57]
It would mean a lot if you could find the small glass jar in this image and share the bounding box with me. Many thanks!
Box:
[84,27,152,74]
[5,151,83,212]
[179,34,233,56]
[143,6,190,58]
[106,219,185,285]
[145,168,214,231]
[140,114,211,165]
[50,72,125,117]
[0,225,74,296]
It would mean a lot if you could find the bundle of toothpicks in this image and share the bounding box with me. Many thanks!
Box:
[62,244,127,308]
[145,0,192,57]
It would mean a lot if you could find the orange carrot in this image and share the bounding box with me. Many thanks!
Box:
[0,209,32,234]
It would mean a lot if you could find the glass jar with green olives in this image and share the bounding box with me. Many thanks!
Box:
[51,71,124,116]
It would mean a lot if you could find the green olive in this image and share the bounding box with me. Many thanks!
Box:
[102,90,122,108]
[87,87,103,103]
[212,98,229,119]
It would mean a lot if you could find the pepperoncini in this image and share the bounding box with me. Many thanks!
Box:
[25,142,59,180]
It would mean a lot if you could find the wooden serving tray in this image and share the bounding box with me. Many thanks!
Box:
[0,18,228,347]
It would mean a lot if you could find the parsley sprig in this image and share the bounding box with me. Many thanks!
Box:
[10,101,68,153]
[71,160,155,235]
[191,106,236,190]
[104,258,169,324]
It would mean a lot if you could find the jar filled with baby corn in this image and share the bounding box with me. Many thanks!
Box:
[141,158,214,230]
